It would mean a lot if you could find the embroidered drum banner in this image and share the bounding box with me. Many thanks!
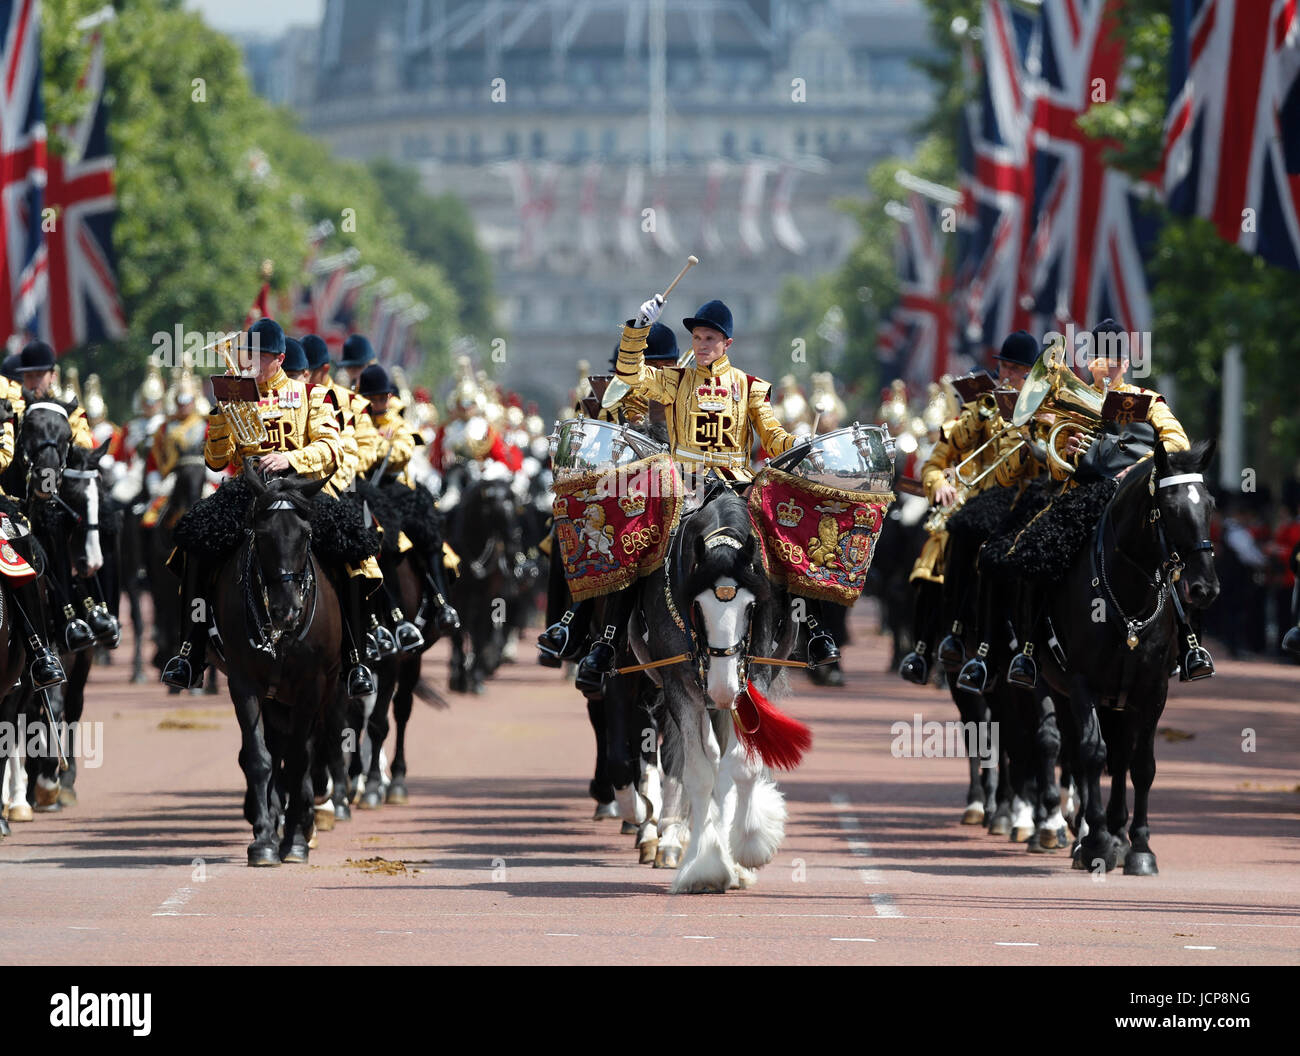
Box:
[747,466,892,605]
[552,453,685,602]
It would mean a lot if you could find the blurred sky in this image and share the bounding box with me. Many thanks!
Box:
[187,0,323,35]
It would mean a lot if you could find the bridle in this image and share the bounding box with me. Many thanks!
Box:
[21,402,71,497]
[1093,469,1214,650]
[242,498,317,651]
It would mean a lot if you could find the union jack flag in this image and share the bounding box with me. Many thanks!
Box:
[0,0,47,341]
[1164,0,1300,270]
[953,1,1036,362]
[38,20,126,349]
[1016,0,1156,338]
[885,193,959,387]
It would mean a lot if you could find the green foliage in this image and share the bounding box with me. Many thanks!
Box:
[40,0,485,411]
[368,159,493,335]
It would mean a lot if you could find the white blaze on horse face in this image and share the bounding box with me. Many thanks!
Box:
[694,579,755,709]
[1186,486,1200,505]
[84,477,103,574]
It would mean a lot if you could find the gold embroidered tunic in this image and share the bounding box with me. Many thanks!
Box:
[615,322,797,481]
[204,368,340,479]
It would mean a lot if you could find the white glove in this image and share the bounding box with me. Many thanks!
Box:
[635,294,665,328]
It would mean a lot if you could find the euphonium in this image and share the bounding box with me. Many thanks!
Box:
[1011,345,1106,475]
[207,333,268,448]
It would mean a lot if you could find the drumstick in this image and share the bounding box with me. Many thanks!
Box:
[602,255,699,410]
[659,255,699,302]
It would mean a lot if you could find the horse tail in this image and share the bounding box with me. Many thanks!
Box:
[412,678,449,710]
[733,682,812,771]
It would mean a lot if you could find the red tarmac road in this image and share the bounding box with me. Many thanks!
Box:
[1,606,1297,965]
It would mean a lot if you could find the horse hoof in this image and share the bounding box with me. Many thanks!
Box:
[359,790,383,810]
[34,782,61,809]
[0,817,9,838]
[1079,837,1119,873]
[987,811,1012,836]
[306,828,318,851]
[639,839,658,865]
[34,798,63,814]
[6,803,33,823]
[280,842,310,864]
[385,783,409,805]
[654,846,682,869]
[961,803,985,825]
[592,801,619,821]
[1010,824,1034,844]
[1123,851,1159,876]
[248,845,281,867]
[1035,826,1064,851]
[620,820,638,836]
[57,786,77,808]
[314,806,335,832]
[334,802,352,823]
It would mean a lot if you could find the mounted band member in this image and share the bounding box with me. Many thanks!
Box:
[160,318,385,695]
[898,331,1041,684]
[537,323,680,667]
[568,296,836,693]
[960,319,1209,691]
[12,341,94,449]
[0,396,66,689]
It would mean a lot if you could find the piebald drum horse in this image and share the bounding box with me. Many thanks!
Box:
[635,488,802,893]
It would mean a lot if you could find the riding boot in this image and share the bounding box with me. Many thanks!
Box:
[936,621,966,670]
[899,582,934,684]
[343,577,377,699]
[803,599,839,668]
[538,600,593,664]
[9,577,66,689]
[956,641,990,694]
[575,623,617,697]
[161,555,209,690]
[369,611,398,658]
[378,574,423,652]
[420,565,459,637]
[1178,628,1215,682]
[82,592,120,648]
[1284,625,1300,658]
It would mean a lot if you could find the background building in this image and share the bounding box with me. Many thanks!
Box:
[261,0,937,413]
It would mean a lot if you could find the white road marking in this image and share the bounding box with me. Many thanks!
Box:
[152,886,197,917]
[682,935,714,940]
[545,933,579,937]
[995,942,1039,947]
[830,937,877,943]
[830,793,903,918]
[1184,945,1217,950]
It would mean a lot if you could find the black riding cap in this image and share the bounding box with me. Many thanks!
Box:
[994,330,1038,368]
[17,340,56,373]
[358,364,398,397]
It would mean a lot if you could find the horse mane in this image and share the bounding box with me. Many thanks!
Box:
[681,490,770,605]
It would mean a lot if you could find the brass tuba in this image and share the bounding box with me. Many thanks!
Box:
[1011,344,1106,475]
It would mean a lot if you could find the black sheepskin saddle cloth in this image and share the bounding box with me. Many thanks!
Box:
[946,485,1018,545]
[173,476,380,565]
[350,479,442,557]
[987,477,1118,583]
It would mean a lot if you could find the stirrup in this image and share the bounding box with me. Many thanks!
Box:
[30,646,66,690]
[161,641,202,690]
[956,645,989,695]
[1180,635,1215,682]
[393,613,424,653]
[575,641,616,697]
[937,626,965,671]
[63,614,95,654]
[346,655,376,699]
[1283,626,1300,658]
[87,604,121,647]
[373,623,398,658]
[898,649,929,685]
[806,630,839,669]
[1006,650,1038,689]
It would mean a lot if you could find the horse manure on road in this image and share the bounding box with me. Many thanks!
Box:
[343,857,421,876]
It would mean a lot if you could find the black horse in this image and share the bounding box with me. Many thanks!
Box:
[208,469,342,865]
[445,477,522,693]
[147,444,211,681]
[1036,441,1219,875]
